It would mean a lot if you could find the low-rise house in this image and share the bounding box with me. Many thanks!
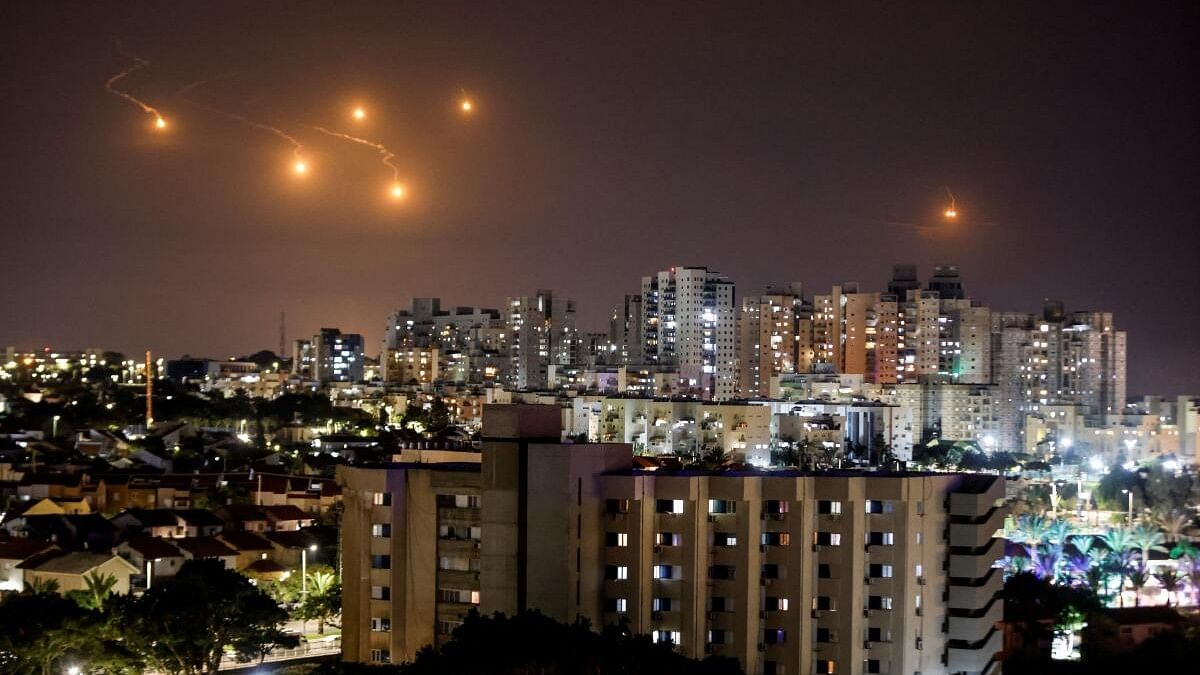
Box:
[111,509,186,539]
[20,550,139,595]
[0,539,58,591]
[16,473,84,502]
[242,558,289,582]
[173,536,239,569]
[115,535,186,582]
[263,530,321,568]
[176,509,224,537]
[1084,607,1187,656]
[261,505,315,531]
[220,505,271,533]
[216,530,276,570]
[2,513,117,551]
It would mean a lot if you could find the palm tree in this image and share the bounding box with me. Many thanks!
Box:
[24,577,60,595]
[1010,514,1052,548]
[1130,522,1167,564]
[1155,567,1182,607]
[1046,518,1075,548]
[1155,512,1192,544]
[77,572,118,610]
[1100,527,1137,607]
[1128,566,1150,607]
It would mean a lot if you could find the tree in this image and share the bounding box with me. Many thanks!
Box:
[66,572,118,611]
[296,569,341,634]
[1156,567,1183,606]
[0,590,139,675]
[118,559,296,675]
[1130,521,1166,564]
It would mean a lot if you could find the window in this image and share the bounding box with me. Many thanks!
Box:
[915,532,923,544]
[865,500,892,514]
[818,564,833,578]
[865,659,881,673]
[709,564,735,580]
[866,627,890,642]
[763,628,786,644]
[867,595,893,610]
[371,554,391,570]
[606,498,629,514]
[655,532,681,546]
[370,617,391,632]
[816,627,835,643]
[372,492,391,506]
[765,596,789,611]
[815,532,841,546]
[762,532,790,546]
[708,629,727,645]
[868,564,893,579]
[606,532,629,547]
[817,500,842,515]
[764,500,789,515]
[714,532,737,547]
[606,565,629,580]
[816,660,837,674]
[370,649,391,664]
[371,523,391,538]
[813,596,833,611]
[915,564,923,578]
[708,499,736,514]
[867,531,894,546]
[370,585,390,600]
[653,597,673,612]
[762,563,782,579]
[652,630,681,644]
[606,597,628,612]
[915,594,922,612]
[653,564,676,580]
[656,499,684,514]
[439,556,470,571]
[710,596,729,612]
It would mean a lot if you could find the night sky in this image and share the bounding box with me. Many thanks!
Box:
[1,2,1196,395]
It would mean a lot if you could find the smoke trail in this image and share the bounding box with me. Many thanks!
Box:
[105,44,166,124]
[307,126,399,181]
[177,76,305,159]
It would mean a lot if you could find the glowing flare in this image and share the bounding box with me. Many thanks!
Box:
[944,209,957,219]
[390,184,406,199]
[353,107,366,121]
[154,116,167,129]
[460,99,473,112]
[294,161,308,174]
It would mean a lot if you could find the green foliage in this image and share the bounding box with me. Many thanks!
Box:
[65,572,118,611]
[118,559,297,675]
[310,610,743,675]
[295,569,341,634]
[0,591,141,675]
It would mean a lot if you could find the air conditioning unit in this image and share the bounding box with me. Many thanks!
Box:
[760,544,768,552]
[760,578,769,586]
[651,611,664,620]
[863,640,872,649]
[864,576,872,585]
[916,607,923,616]
[653,545,663,553]
[863,609,871,618]
[916,637,924,650]
[708,515,718,522]
[707,610,719,620]
[917,576,926,585]
[770,513,785,521]
[811,609,822,618]
[757,643,766,652]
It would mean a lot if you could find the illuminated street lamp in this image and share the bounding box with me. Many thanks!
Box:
[301,543,319,598]
[1121,489,1133,524]
[52,414,61,438]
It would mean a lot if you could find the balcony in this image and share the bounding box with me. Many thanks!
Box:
[437,538,480,557]
[948,594,1003,642]
[437,569,480,588]
[439,507,481,524]
[946,626,1003,674]
[949,505,1006,549]
[949,567,1003,609]
[949,538,1005,579]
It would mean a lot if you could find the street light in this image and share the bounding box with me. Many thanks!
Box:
[301,544,318,598]
[1121,489,1133,524]
[52,414,61,438]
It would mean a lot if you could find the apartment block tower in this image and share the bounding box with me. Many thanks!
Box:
[297,328,364,383]
[339,405,1006,674]
[505,290,578,390]
[737,284,804,398]
[642,267,737,400]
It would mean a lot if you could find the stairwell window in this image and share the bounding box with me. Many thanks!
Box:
[656,499,685,514]
[817,500,841,515]
[815,531,841,546]
[372,492,391,506]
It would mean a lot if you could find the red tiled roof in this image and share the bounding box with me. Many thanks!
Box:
[173,536,237,559]
[0,538,57,562]
[244,558,287,575]
[218,530,274,552]
[122,535,183,559]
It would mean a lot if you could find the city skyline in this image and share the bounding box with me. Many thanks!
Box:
[1,2,1196,397]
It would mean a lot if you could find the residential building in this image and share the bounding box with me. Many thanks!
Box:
[339,405,1006,674]
[641,267,737,400]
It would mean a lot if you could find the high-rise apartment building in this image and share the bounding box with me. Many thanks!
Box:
[382,299,504,384]
[641,267,736,400]
[339,405,1007,675]
[506,290,578,390]
[300,328,364,383]
[609,294,645,365]
[737,284,803,398]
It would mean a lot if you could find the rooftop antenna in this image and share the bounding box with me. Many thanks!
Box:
[145,350,154,428]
